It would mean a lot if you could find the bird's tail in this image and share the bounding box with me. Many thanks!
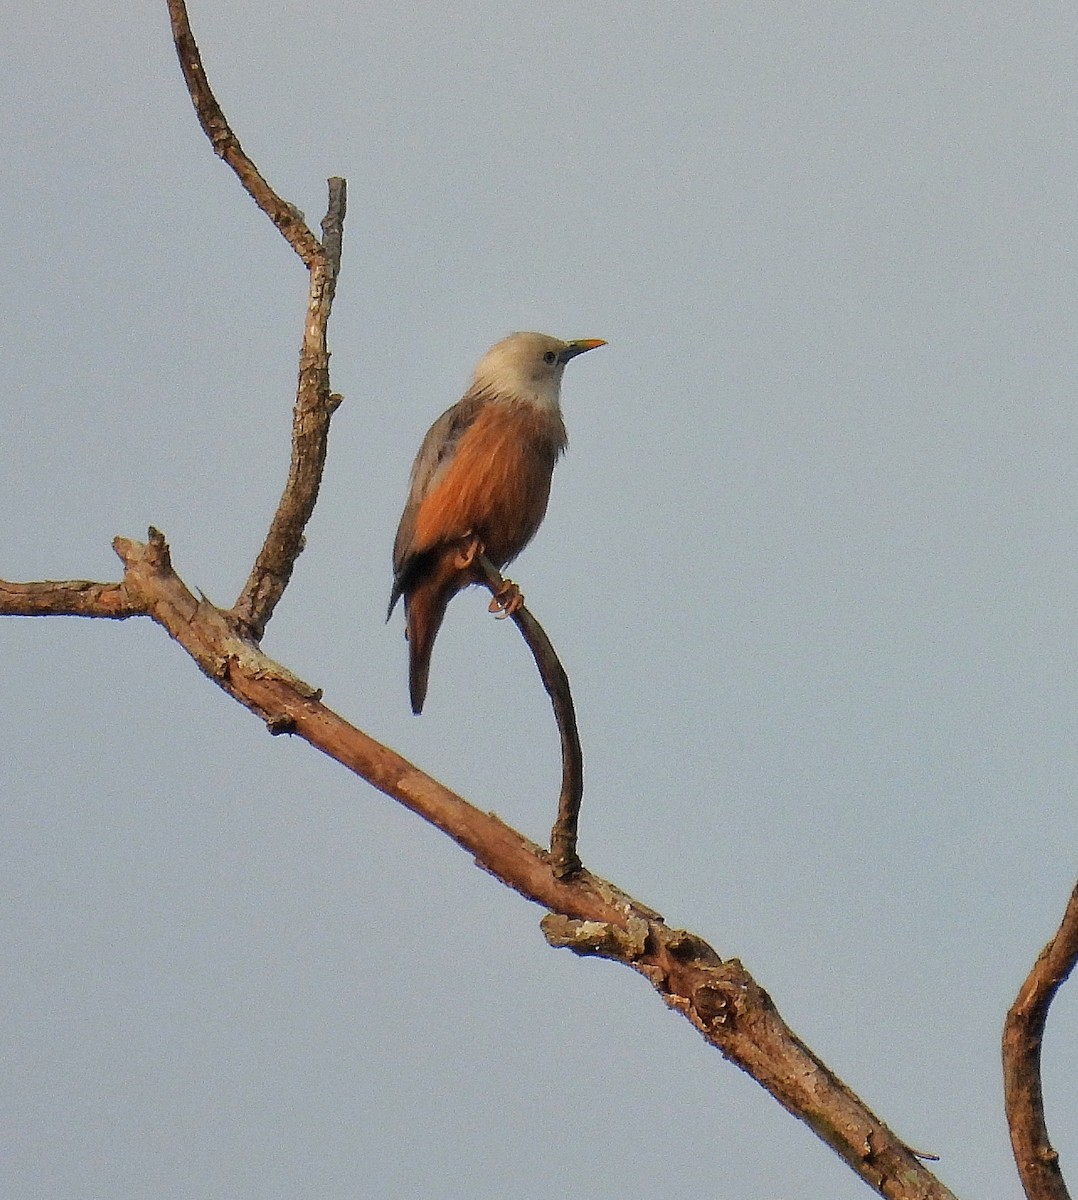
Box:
[405,562,459,715]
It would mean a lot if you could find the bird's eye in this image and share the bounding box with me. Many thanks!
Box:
[543,350,557,364]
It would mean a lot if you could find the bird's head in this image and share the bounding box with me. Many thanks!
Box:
[471,331,606,410]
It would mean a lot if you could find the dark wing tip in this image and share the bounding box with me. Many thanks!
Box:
[387,578,404,622]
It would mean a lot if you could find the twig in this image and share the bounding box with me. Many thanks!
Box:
[165,0,322,266]
[1003,880,1078,1200]
[0,539,957,1200]
[474,554,583,879]
[166,0,347,640]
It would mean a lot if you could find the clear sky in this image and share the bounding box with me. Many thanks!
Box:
[4,4,1077,1197]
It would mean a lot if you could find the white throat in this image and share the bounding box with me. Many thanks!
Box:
[472,361,565,414]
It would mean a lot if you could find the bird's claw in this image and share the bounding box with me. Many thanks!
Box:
[489,579,523,619]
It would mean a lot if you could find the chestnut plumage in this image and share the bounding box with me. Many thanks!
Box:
[388,331,605,713]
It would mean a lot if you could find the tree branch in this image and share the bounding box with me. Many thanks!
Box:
[166,0,322,266]
[474,554,583,879]
[230,175,347,639]
[0,577,141,619]
[166,0,347,640]
[1004,880,1078,1200]
[0,540,957,1200]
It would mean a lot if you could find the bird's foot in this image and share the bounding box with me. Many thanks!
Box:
[489,579,523,619]
[453,533,484,570]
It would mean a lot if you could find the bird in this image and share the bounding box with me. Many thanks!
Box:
[387,331,606,714]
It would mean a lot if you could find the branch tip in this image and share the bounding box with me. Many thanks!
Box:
[166,0,323,266]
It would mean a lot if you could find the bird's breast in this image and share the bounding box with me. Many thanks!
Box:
[413,400,566,567]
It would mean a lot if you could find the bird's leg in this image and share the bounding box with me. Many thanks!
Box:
[488,578,524,619]
[466,546,522,617]
[453,533,484,570]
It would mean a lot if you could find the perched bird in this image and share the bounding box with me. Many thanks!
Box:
[388,331,606,713]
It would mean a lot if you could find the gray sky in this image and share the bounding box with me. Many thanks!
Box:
[4,3,1077,1196]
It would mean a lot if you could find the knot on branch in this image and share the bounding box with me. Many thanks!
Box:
[692,981,734,1028]
[662,928,725,967]
[541,912,650,961]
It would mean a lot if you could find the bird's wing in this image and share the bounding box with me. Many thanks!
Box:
[388,392,486,614]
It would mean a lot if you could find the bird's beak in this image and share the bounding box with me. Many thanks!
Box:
[560,338,607,363]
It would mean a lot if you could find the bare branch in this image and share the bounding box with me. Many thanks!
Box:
[112,528,633,920]
[230,177,348,638]
[2,535,959,1198]
[0,577,141,619]
[165,0,322,266]
[319,177,347,288]
[59,527,952,1200]
[474,554,583,878]
[1004,881,1078,1200]
[166,0,347,639]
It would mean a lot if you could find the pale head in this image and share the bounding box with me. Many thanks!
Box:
[469,331,606,411]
